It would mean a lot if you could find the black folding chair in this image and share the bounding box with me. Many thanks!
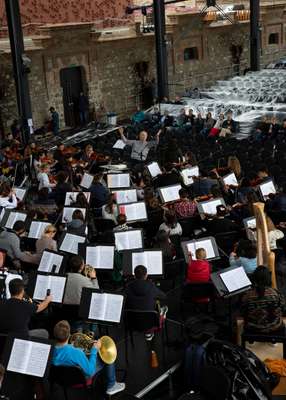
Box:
[181,282,215,317]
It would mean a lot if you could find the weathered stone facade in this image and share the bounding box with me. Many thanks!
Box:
[0,3,286,131]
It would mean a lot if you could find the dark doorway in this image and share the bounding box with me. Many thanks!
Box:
[134,61,153,109]
[60,66,86,127]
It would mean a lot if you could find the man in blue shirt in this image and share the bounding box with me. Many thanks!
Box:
[52,320,125,396]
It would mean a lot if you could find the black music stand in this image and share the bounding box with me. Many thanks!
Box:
[211,266,252,339]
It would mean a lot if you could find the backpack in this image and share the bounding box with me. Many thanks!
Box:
[184,343,206,390]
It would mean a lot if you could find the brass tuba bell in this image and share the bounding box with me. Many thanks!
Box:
[70,333,117,365]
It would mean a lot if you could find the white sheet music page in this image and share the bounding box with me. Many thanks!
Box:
[220,266,251,293]
[180,166,199,186]
[38,251,63,273]
[132,251,163,275]
[34,275,66,303]
[107,174,130,188]
[119,202,147,222]
[104,294,123,323]
[260,180,276,199]
[62,207,86,223]
[86,246,114,269]
[113,139,126,150]
[115,230,142,251]
[88,292,106,321]
[113,189,137,204]
[223,173,238,187]
[80,173,94,189]
[28,221,50,239]
[65,192,90,206]
[14,188,26,201]
[5,273,22,299]
[5,212,26,229]
[60,233,86,254]
[160,185,181,203]
[187,239,215,260]
[245,218,256,229]
[201,199,224,215]
[7,339,51,377]
[148,162,162,178]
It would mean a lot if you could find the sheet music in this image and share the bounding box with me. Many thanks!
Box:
[14,188,26,201]
[260,180,276,199]
[60,233,86,254]
[147,162,162,178]
[38,251,63,273]
[7,339,50,377]
[220,266,251,293]
[28,221,50,239]
[160,185,181,203]
[180,166,199,186]
[88,292,123,323]
[113,139,126,150]
[223,173,238,187]
[200,199,224,215]
[187,239,216,260]
[5,273,22,299]
[33,274,66,303]
[107,174,130,188]
[244,217,256,229]
[62,207,86,223]
[0,208,4,222]
[132,251,163,275]
[113,189,137,204]
[80,173,94,189]
[65,192,91,206]
[115,230,143,251]
[5,212,27,229]
[86,246,114,269]
[119,202,147,222]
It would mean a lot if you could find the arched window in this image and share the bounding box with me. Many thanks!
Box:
[268,33,279,45]
[184,47,199,61]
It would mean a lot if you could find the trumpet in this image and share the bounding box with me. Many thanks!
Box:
[70,333,117,365]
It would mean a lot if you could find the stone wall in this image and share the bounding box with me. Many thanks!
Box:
[1,6,286,131]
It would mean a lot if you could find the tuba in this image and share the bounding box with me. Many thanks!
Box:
[70,333,117,365]
[253,202,276,288]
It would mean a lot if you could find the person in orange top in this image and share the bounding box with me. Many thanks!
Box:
[186,248,211,283]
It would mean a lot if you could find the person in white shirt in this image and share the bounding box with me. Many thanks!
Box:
[102,195,118,224]
[159,210,182,236]
[248,216,284,250]
[37,164,55,192]
[0,183,17,209]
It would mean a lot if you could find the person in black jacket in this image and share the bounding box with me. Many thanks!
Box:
[125,265,167,341]
[206,205,240,235]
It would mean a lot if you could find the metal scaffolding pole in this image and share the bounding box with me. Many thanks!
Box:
[250,0,260,71]
[5,0,33,145]
[153,0,169,100]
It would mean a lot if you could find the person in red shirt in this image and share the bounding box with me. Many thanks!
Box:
[186,248,211,283]
[174,188,197,218]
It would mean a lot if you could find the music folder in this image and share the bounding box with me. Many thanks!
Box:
[80,173,94,189]
[0,210,27,229]
[181,237,219,263]
[62,207,86,223]
[107,173,130,189]
[222,172,238,187]
[65,192,91,206]
[112,189,137,204]
[118,202,147,223]
[13,187,26,201]
[4,337,52,378]
[38,250,64,274]
[243,217,256,230]
[197,197,226,217]
[33,273,67,304]
[211,265,252,298]
[123,249,163,277]
[59,232,86,255]
[158,184,182,203]
[259,179,276,201]
[180,166,199,186]
[114,229,143,251]
[79,288,125,325]
[28,221,50,239]
[80,244,115,270]
[147,162,162,178]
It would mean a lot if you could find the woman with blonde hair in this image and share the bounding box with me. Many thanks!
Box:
[35,224,57,259]
[227,156,241,178]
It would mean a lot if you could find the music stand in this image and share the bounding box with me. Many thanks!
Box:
[211,266,252,338]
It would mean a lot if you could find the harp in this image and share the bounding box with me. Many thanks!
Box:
[253,202,276,288]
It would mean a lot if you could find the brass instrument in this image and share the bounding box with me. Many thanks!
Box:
[253,202,276,288]
[70,333,117,364]
[82,264,94,278]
